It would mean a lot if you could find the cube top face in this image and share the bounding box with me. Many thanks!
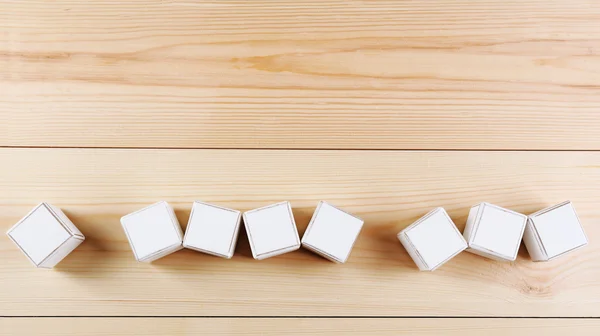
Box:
[530,201,587,259]
[403,208,467,270]
[183,201,242,258]
[121,201,183,261]
[243,202,300,259]
[469,203,527,261]
[7,203,73,266]
[302,201,364,263]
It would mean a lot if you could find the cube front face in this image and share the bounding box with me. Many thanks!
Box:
[466,203,527,261]
[121,201,183,262]
[6,203,84,268]
[183,202,241,258]
[401,208,467,271]
[528,202,587,260]
[243,202,300,260]
[302,202,363,263]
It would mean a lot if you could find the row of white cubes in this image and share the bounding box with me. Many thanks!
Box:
[121,200,363,263]
[400,201,588,271]
[6,200,587,270]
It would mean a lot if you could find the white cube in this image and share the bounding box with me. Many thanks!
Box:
[301,201,364,263]
[523,201,588,261]
[398,207,467,271]
[121,201,183,262]
[6,203,85,268]
[243,201,300,260]
[463,203,527,261]
[183,201,242,259]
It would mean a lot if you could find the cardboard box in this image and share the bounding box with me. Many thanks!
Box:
[183,201,242,259]
[301,201,364,263]
[121,201,183,262]
[243,201,300,260]
[6,203,85,268]
[523,201,588,261]
[398,207,467,271]
[463,202,527,261]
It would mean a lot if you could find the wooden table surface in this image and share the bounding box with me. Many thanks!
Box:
[2,0,600,334]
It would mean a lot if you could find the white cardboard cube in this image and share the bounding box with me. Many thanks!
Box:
[243,201,300,260]
[301,201,364,263]
[523,201,588,262]
[121,201,183,262]
[463,202,527,262]
[398,207,467,271]
[6,203,85,268]
[183,201,242,259]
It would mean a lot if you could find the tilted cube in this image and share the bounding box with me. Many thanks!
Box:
[243,201,300,260]
[463,203,527,261]
[301,201,364,263]
[6,203,85,268]
[398,207,467,271]
[121,201,183,262]
[183,201,242,259]
[523,201,587,261]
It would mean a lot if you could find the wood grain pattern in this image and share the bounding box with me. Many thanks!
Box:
[3,1,600,332]
[2,1,600,149]
[2,318,600,335]
[1,149,599,316]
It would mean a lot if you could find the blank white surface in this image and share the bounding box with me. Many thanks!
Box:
[8,204,71,265]
[533,203,587,259]
[47,204,83,237]
[121,202,182,261]
[244,202,299,258]
[472,204,527,260]
[302,202,363,262]
[398,232,428,271]
[405,209,466,270]
[463,205,479,243]
[39,236,84,268]
[184,202,241,257]
[522,220,547,261]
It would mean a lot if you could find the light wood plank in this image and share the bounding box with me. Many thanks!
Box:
[2,1,600,149]
[2,318,600,335]
[0,149,599,316]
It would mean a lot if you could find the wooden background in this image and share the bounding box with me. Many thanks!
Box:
[1,0,599,334]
